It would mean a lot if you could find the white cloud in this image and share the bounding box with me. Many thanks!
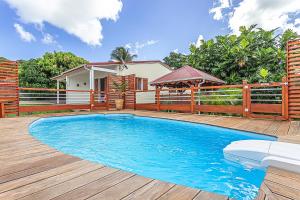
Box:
[295,19,300,26]
[210,0,300,34]
[14,23,36,42]
[126,40,158,55]
[124,43,131,49]
[195,35,204,47]
[172,49,179,53]
[209,0,231,20]
[5,0,123,46]
[41,33,56,45]
[229,0,300,34]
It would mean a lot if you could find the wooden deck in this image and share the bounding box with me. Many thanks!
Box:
[0,111,300,200]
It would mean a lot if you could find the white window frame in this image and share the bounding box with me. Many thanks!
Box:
[136,77,143,91]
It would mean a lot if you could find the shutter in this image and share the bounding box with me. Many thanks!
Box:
[135,77,138,90]
[143,78,148,91]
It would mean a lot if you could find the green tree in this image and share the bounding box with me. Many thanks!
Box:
[163,52,188,69]
[164,25,298,84]
[19,52,88,88]
[0,57,8,62]
[111,47,137,70]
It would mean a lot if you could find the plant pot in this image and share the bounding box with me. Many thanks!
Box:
[115,99,124,110]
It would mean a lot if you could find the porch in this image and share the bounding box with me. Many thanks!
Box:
[52,64,118,107]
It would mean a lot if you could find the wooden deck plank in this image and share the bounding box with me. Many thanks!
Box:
[193,190,228,200]
[206,117,246,128]
[275,121,291,136]
[0,160,90,193]
[268,167,300,181]
[265,172,300,191]
[0,147,56,160]
[288,121,300,135]
[264,180,300,200]
[122,180,175,200]
[263,121,284,136]
[19,167,118,200]
[52,170,134,200]
[156,185,200,200]
[0,154,80,183]
[234,119,273,134]
[0,162,103,199]
[3,149,58,163]
[87,175,153,200]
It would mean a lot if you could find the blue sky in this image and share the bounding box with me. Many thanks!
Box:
[0,0,299,62]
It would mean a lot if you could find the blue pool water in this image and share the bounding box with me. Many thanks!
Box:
[29,114,276,200]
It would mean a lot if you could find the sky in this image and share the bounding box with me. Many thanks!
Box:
[0,0,299,62]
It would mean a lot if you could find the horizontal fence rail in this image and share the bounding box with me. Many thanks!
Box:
[134,79,288,120]
[19,88,91,113]
[194,85,243,115]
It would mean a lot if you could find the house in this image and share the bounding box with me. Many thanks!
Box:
[151,65,225,88]
[52,60,172,108]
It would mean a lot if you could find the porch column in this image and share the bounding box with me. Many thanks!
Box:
[89,68,95,110]
[89,68,94,90]
[65,76,69,104]
[56,80,60,104]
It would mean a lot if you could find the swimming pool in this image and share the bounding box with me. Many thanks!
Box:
[29,114,276,200]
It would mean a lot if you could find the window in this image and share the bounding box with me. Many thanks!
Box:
[135,78,143,90]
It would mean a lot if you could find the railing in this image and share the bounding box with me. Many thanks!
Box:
[195,84,244,115]
[248,81,288,119]
[135,79,288,120]
[19,88,91,113]
[0,78,289,120]
[94,91,107,103]
[135,90,157,111]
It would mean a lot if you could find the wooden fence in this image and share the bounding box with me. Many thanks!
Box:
[17,87,135,114]
[0,80,290,120]
[18,87,91,113]
[0,61,19,117]
[135,79,288,120]
[287,39,300,119]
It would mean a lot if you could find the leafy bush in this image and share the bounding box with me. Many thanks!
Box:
[197,88,242,105]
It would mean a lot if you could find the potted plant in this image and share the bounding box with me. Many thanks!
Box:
[113,81,128,110]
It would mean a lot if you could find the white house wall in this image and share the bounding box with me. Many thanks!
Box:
[66,72,90,104]
[64,62,171,104]
[66,71,112,104]
[119,63,171,90]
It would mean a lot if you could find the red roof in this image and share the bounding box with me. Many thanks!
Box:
[151,66,225,85]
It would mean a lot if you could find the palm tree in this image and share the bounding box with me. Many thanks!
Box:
[110,47,137,70]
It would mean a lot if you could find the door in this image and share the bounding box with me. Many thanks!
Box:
[94,78,107,103]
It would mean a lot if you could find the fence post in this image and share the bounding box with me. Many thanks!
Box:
[90,89,94,111]
[0,103,4,118]
[191,86,195,114]
[156,88,160,112]
[16,87,20,116]
[282,76,289,120]
[242,80,249,117]
[133,91,136,110]
[105,89,109,110]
